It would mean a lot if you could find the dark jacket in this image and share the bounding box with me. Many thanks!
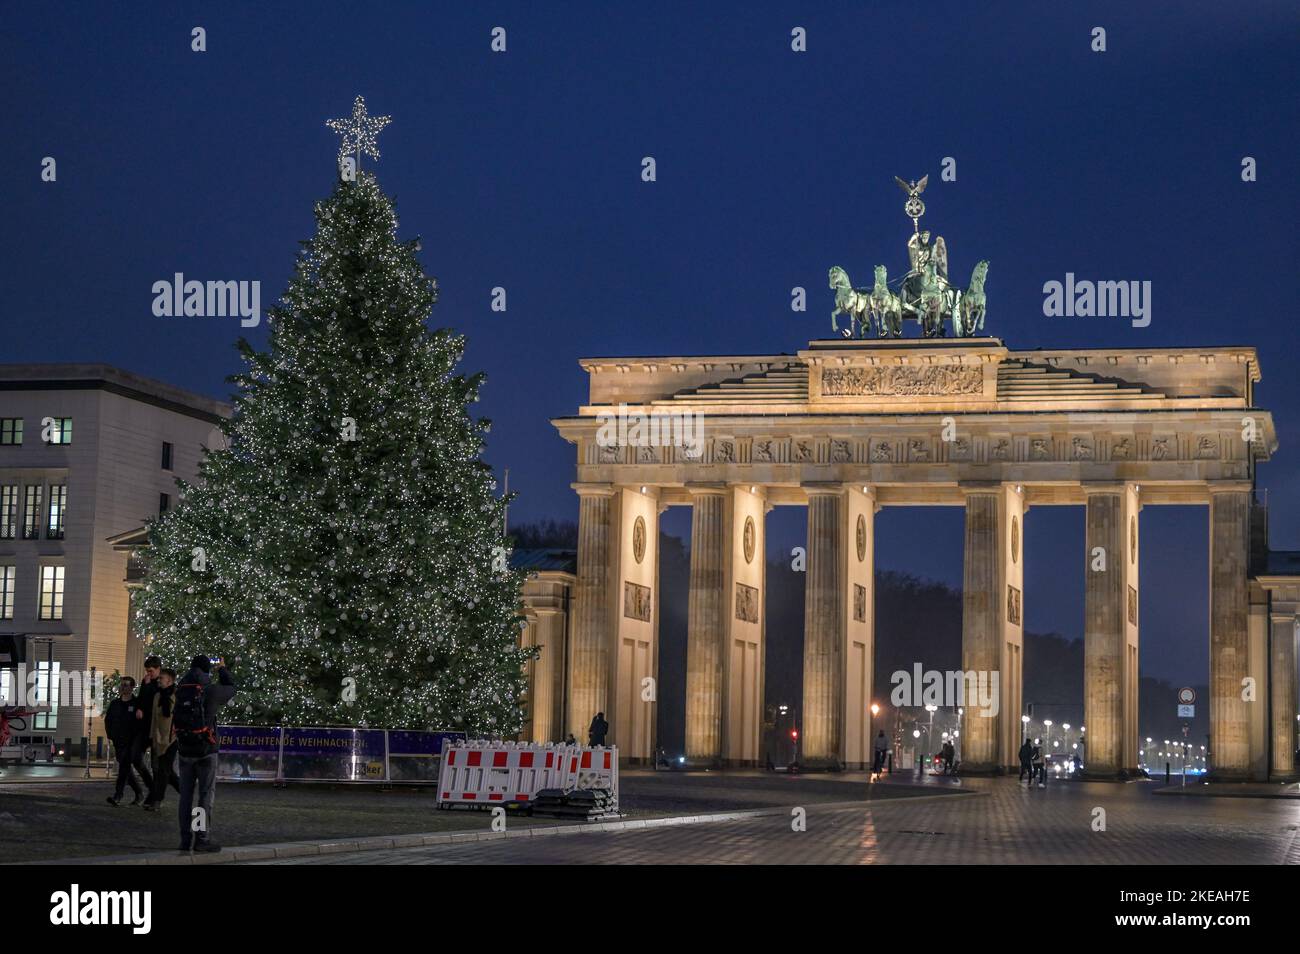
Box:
[588,716,609,746]
[104,696,142,747]
[1018,740,1033,764]
[175,666,238,758]
[135,677,160,733]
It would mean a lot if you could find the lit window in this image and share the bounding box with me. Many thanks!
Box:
[47,485,67,539]
[22,485,42,540]
[45,418,72,445]
[0,566,14,619]
[0,485,17,539]
[0,419,21,445]
[38,565,64,620]
[32,662,60,731]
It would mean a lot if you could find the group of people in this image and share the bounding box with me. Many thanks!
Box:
[103,654,237,853]
[1019,738,1050,787]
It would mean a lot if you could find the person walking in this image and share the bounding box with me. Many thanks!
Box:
[143,667,180,811]
[105,678,146,806]
[131,656,162,792]
[587,712,609,747]
[1031,740,1046,789]
[941,739,955,775]
[1018,737,1034,784]
[872,730,889,774]
[174,656,237,853]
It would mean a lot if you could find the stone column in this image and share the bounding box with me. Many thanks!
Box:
[961,489,1002,773]
[519,611,539,742]
[568,484,614,740]
[723,485,765,766]
[607,486,659,760]
[685,485,728,765]
[802,485,845,769]
[531,608,563,743]
[1269,611,1297,780]
[1083,487,1127,777]
[842,485,876,770]
[1209,489,1251,779]
[1121,484,1141,777]
[1249,592,1270,781]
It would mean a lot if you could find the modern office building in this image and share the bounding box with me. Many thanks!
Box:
[0,364,229,753]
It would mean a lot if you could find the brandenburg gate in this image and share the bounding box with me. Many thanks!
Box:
[550,337,1285,779]
[536,178,1293,781]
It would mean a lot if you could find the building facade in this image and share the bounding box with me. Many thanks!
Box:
[0,364,229,753]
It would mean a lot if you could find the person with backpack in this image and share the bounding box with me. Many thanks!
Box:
[174,655,237,853]
[1031,740,1046,789]
[143,667,180,811]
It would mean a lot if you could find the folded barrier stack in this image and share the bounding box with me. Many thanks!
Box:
[436,741,619,817]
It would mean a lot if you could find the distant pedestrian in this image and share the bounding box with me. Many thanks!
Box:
[143,668,180,811]
[174,655,237,853]
[587,712,608,747]
[1018,737,1034,784]
[105,678,147,806]
[872,730,889,774]
[1031,741,1045,788]
[941,739,955,775]
[563,733,577,746]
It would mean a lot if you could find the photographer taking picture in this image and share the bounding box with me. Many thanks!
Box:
[173,655,237,854]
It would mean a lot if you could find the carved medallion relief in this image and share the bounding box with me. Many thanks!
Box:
[632,515,646,564]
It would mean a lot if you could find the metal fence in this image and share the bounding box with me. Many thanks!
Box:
[216,725,465,784]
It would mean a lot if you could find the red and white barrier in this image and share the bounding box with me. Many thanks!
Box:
[437,741,618,810]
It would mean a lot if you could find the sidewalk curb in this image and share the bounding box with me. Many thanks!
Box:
[26,788,980,865]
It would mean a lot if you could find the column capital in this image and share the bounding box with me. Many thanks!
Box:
[957,480,1004,497]
[572,482,616,498]
[684,481,729,498]
[1207,482,1256,496]
[1079,481,1127,496]
[801,481,846,498]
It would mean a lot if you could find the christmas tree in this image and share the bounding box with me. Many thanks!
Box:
[134,119,532,733]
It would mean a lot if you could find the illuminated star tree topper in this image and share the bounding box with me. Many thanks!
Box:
[326,94,392,169]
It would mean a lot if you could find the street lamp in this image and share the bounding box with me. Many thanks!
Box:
[923,705,938,773]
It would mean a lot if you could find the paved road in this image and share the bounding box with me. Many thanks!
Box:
[251,777,1300,865]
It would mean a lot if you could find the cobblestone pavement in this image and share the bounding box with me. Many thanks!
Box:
[253,776,1300,865]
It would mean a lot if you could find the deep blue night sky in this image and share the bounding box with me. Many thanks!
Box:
[4,2,1296,687]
